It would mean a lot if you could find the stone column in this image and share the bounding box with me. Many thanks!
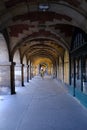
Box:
[69,55,71,85]
[77,58,79,80]
[55,61,57,78]
[81,56,85,92]
[62,58,64,82]
[27,65,29,82]
[30,62,32,80]
[81,56,83,92]
[56,58,59,79]
[57,58,59,79]
[73,57,76,96]
[21,64,24,86]
[10,62,16,94]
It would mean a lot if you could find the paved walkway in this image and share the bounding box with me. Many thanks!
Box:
[0,76,87,130]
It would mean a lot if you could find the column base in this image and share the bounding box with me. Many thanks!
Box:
[11,91,16,95]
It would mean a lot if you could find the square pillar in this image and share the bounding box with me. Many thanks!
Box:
[21,64,24,86]
[27,65,29,82]
[81,56,85,92]
[69,55,72,85]
[73,57,76,96]
[10,62,16,94]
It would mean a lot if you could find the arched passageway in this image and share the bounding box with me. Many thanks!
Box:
[0,0,87,98]
[0,1,87,130]
[31,57,53,77]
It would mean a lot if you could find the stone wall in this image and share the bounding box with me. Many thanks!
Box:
[64,51,69,84]
[58,57,63,81]
[15,65,21,87]
[13,49,21,87]
[23,56,27,83]
[0,64,10,87]
[0,63,11,94]
[24,66,27,82]
[64,62,69,84]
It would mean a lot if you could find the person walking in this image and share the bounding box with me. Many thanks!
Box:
[40,68,44,79]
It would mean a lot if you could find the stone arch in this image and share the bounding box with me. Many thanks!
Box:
[0,33,10,94]
[39,62,48,74]
[13,49,21,63]
[23,55,27,65]
[13,49,21,87]
[0,33,9,62]
[64,50,69,84]
[11,33,69,56]
[28,60,30,65]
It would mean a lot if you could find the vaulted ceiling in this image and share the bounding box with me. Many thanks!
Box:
[0,0,87,63]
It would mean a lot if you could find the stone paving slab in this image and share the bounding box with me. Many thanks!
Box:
[0,76,87,130]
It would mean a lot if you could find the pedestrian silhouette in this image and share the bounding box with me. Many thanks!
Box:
[40,68,44,79]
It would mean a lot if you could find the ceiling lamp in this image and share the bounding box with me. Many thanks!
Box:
[39,3,49,11]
